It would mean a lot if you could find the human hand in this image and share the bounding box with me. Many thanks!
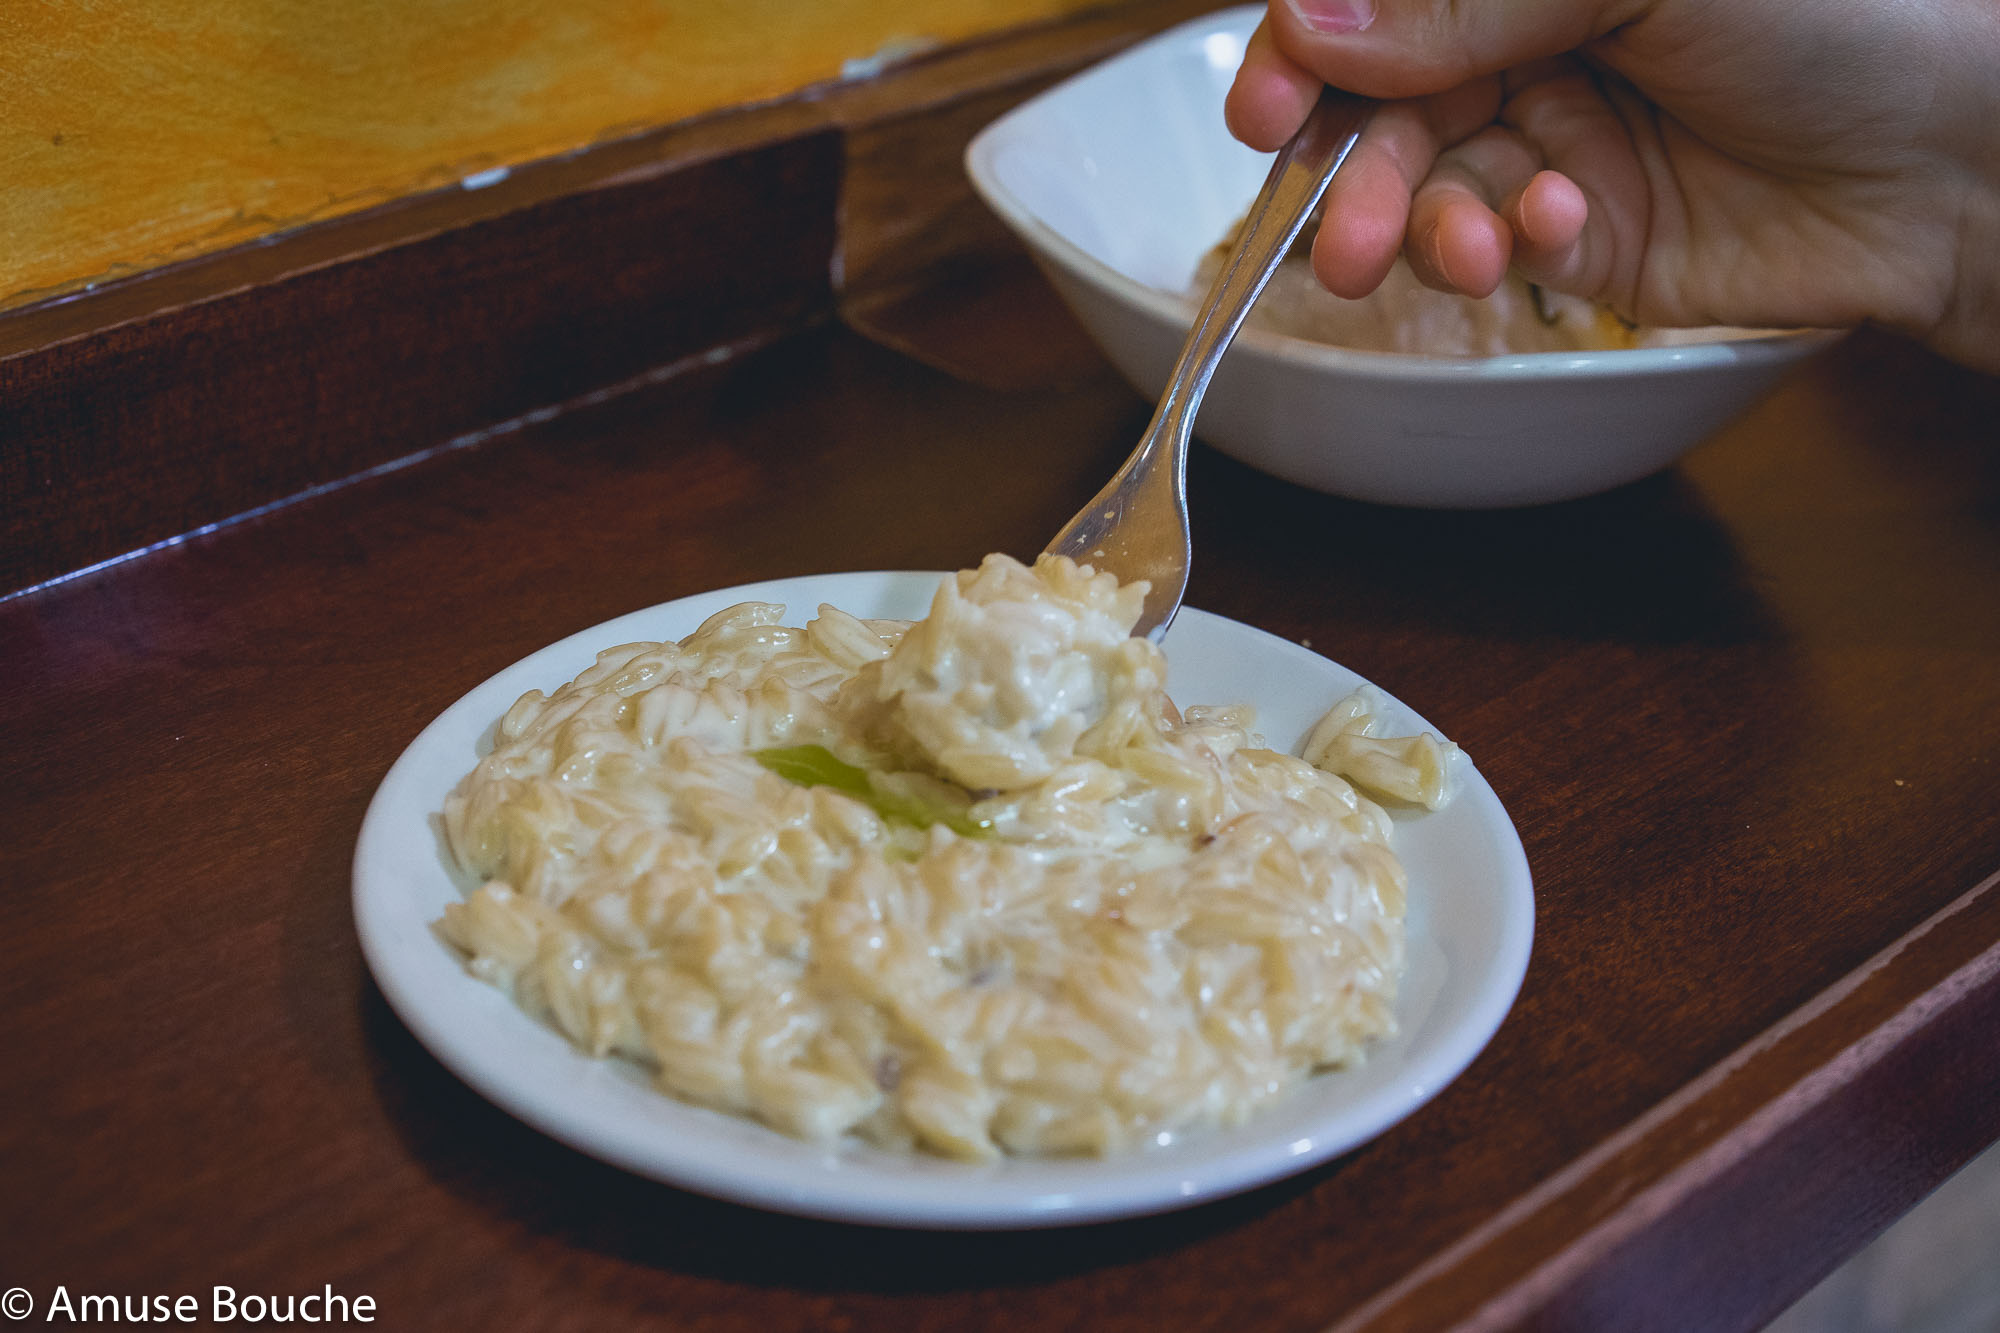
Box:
[1225,0,2000,371]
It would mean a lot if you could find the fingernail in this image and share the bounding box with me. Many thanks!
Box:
[1286,0,1375,34]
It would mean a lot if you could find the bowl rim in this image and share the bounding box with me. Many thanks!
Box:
[963,8,1844,383]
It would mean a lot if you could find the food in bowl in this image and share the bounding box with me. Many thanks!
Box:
[437,554,1455,1160]
[1197,220,1767,357]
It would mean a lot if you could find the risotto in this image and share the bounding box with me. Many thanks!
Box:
[438,555,1455,1160]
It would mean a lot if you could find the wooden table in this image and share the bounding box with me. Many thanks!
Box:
[5,8,1999,1329]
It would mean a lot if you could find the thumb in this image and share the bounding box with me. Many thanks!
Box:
[1265,0,1643,99]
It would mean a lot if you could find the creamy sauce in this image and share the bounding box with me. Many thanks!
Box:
[438,555,1454,1159]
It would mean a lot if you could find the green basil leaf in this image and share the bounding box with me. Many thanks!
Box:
[753,745,991,838]
[753,744,873,798]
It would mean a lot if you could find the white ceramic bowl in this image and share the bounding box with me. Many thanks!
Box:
[964,4,1839,508]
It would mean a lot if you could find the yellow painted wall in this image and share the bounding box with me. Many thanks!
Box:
[0,0,1111,310]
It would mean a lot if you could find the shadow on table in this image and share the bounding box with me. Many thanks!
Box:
[1186,450,1782,654]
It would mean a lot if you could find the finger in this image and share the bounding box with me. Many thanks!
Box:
[1405,126,1545,295]
[1226,19,1324,150]
[1310,79,1504,296]
[1308,101,1432,296]
[1502,169,1590,284]
[1481,63,1592,285]
[1494,62,1655,304]
[1410,196,1512,298]
[1263,0,1642,101]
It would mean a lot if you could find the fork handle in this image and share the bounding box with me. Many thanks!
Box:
[1161,89,1372,441]
[1044,89,1372,640]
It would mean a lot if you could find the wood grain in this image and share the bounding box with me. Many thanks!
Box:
[0,0,1215,600]
[4,312,1997,1331]
[0,0,1119,310]
[0,134,841,598]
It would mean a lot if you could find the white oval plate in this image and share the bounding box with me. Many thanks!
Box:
[353,571,1534,1228]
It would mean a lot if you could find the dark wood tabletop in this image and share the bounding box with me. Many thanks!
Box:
[7,314,1998,1332]
[4,7,1999,1329]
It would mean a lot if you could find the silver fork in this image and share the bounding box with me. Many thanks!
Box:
[1041,89,1373,640]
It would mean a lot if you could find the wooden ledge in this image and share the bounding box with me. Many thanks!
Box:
[1337,868,2000,1332]
[0,0,1207,599]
